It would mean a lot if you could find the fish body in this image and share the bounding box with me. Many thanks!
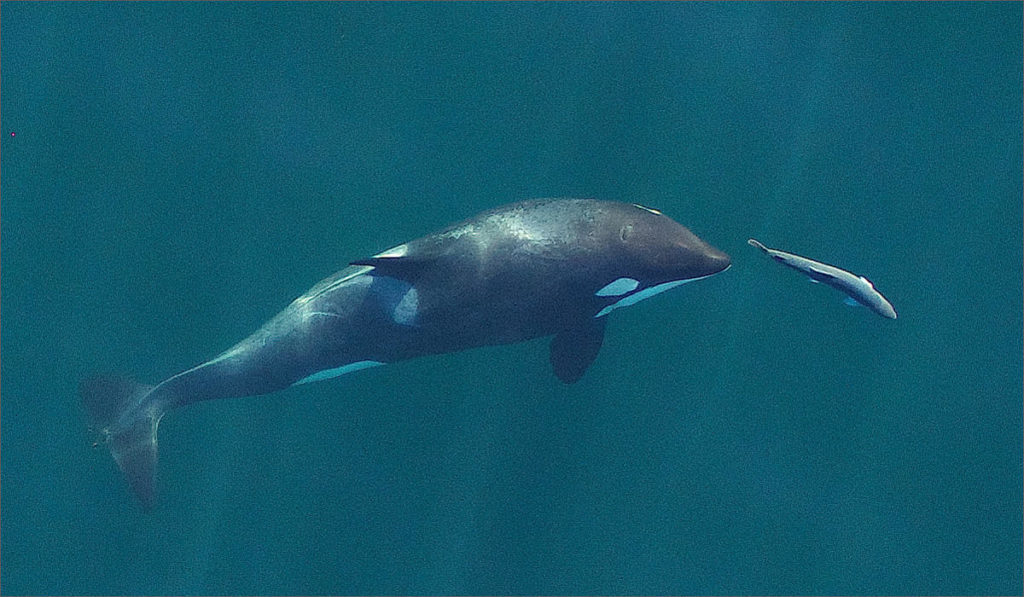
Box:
[747,238,897,319]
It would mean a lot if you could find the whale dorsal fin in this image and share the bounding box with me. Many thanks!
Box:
[549,318,607,384]
[349,255,439,282]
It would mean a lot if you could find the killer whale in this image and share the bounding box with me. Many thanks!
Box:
[81,198,730,509]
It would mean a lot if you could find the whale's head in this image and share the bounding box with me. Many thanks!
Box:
[586,202,730,318]
[606,202,730,281]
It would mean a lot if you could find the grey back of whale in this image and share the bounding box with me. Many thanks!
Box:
[81,198,731,509]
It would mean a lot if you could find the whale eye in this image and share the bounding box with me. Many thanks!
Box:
[619,224,633,242]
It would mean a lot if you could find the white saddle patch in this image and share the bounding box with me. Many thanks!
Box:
[393,286,419,325]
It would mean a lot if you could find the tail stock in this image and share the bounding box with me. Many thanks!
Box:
[80,376,163,511]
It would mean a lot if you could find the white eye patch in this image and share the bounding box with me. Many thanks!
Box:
[593,272,720,318]
[595,280,686,317]
[595,277,640,297]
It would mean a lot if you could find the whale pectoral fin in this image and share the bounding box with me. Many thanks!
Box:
[549,318,607,384]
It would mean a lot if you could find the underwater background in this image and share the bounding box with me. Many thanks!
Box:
[2,3,1021,595]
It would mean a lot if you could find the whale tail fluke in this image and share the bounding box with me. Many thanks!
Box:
[81,376,162,511]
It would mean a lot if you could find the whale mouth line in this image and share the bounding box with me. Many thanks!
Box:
[594,271,723,318]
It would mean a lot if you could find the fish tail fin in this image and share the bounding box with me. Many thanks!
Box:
[747,238,769,253]
[80,376,163,511]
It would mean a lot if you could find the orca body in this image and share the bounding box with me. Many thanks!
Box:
[82,199,730,509]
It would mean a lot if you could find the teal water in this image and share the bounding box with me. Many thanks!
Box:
[2,3,1021,595]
